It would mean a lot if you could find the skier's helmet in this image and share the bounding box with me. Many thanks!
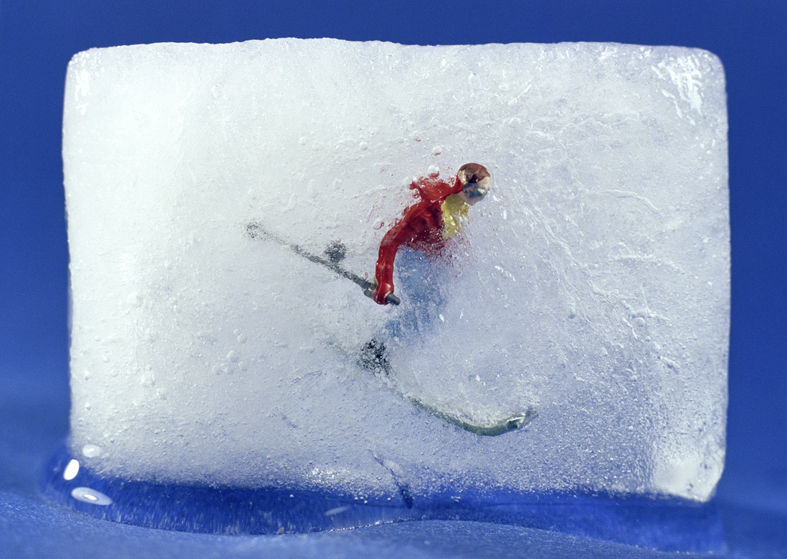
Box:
[457,163,491,205]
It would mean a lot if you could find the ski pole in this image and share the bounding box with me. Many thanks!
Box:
[245,222,400,306]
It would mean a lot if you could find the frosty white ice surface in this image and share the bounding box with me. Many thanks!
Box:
[64,40,728,502]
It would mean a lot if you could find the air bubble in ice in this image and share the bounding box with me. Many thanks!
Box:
[82,444,103,457]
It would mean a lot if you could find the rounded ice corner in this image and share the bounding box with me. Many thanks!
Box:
[47,38,730,550]
[692,46,726,74]
[66,48,95,69]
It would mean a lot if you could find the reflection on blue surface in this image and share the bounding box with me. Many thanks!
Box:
[40,444,723,553]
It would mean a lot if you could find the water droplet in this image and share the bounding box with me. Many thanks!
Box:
[63,459,80,481]
[71,487,112,506]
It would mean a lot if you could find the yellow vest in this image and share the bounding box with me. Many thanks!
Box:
[441,194,470,239]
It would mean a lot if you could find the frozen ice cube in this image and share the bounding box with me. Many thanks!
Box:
[63,39,728,502]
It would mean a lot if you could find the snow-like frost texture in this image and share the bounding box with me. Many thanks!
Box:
[64,39,728,501]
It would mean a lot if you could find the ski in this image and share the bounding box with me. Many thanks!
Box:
[357,338,538,436]
[405,395,538,436]
[246,221,400,305]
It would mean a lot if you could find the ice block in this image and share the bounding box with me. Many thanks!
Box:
[44,39,729,544]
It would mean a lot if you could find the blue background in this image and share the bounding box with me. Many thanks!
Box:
[1,1,785,557]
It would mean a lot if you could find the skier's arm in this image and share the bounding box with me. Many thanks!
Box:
[373,200,430,305]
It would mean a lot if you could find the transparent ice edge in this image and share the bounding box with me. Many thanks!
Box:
[40,443,723,552]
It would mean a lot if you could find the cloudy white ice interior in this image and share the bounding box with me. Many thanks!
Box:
[64,39,728,502]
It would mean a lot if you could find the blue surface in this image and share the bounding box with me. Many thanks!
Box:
[39,444,724,552]
[2,0,786,557]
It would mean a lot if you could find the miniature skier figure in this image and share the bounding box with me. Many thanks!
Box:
[360,162,536,435]
[247,163,535,435]
[358,163,490,375]
[372,163,491,305]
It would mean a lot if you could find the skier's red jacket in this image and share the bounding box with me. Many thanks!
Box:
[373,174,464,305]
